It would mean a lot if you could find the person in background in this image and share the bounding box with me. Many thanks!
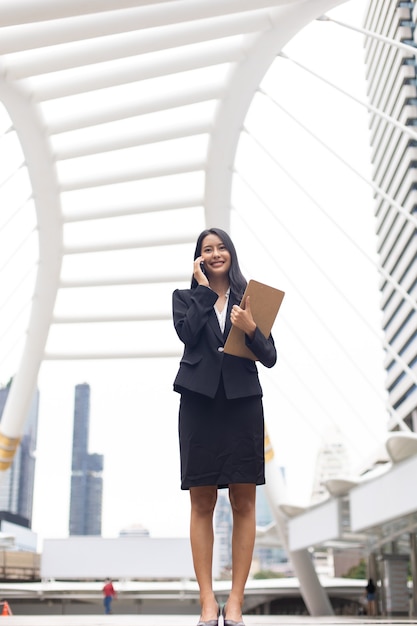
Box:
[365,577,377,616]
[102,578,117,614]
[172,228,277,626]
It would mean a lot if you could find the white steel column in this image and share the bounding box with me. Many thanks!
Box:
[204,0,346,229]
[264,431,334,616]
[0,67,62,469]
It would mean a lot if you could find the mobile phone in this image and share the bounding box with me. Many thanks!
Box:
[200,262,206,275]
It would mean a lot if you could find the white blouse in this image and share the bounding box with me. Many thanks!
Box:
[214,288,230,334]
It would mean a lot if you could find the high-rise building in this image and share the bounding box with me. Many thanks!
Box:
[311,433,351,505]
[363,1,417,431]
[309,435,352,578]
[69,383,103,536]
[0,383,38,527]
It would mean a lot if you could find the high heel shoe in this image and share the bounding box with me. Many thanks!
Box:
[222,604,245,626]
[197,604,220,626]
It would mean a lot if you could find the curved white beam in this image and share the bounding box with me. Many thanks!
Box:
[59,272,189,287]
[52,312,172,323]
[30,45,244,102]
[0,65,62,466]
[59,157,206,192]
[204,0,346,229]
[63,234,196,255]
[63,196,203,222]
[55,121,211,161]
[0,0,170,28]
[8,13,270,80]
[0,0,305,50]
[44,349,181,360]
[48,85,224,134]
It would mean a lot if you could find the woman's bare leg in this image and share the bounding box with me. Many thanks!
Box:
[224,483,256,622]
[190,485,219,621]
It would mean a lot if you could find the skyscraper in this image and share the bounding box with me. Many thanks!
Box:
[310,433,351,505]
[0,383,38,526]
[69,383,103,535]
[364,1,417,431]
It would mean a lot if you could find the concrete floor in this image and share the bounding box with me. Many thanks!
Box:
[0,616,416,626]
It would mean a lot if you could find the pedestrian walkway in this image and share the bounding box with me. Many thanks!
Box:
[0,616,417,626]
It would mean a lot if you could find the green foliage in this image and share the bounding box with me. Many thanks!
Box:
[253,570,286,579]
[343,558,367,579]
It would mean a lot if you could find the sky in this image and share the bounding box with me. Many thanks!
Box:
[1,0,392,545]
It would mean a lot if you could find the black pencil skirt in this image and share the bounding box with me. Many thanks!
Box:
[178,377,265,490]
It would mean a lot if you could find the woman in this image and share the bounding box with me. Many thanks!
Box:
[172,228,277,626]
[365,578,377,616]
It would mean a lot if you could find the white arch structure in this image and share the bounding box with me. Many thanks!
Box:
[1,0,416,616]
[0,0,347,443]
[0,10,346,453]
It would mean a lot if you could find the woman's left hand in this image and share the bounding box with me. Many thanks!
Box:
[230,295,256,340]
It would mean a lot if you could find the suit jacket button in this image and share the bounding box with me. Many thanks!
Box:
[218,347,224,352]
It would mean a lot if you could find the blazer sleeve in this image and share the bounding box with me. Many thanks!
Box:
[245,327,277,369]
[173,285,218,348]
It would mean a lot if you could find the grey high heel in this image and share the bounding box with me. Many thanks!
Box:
[197,604,220,626]
[222,604,245,626]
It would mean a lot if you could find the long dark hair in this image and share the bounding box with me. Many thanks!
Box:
[190,227,247,298]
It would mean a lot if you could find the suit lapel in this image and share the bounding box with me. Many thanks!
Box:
[207,308,224,342]
[224,292,239,339]
[207,291,240,343]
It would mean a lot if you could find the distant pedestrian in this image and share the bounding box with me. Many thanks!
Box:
[365,578,377,616]
[102,578,116,614]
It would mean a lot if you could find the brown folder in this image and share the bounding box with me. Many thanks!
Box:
[224,279,285,360]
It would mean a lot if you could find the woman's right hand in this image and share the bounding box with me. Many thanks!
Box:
[194,256,209,287]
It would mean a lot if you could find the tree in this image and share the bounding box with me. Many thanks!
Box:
[343,558,367,579]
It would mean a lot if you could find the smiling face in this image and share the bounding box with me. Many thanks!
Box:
[200,233,231,279]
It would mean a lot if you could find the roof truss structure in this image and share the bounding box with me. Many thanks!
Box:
[0,0,345,441]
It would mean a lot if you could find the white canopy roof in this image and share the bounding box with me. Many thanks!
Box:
[0,0,345,436]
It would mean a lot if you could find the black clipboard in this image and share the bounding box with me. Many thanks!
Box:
[223,279,285,360]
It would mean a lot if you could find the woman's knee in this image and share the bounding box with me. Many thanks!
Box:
[229,484,256,516]
[190,486,218,516]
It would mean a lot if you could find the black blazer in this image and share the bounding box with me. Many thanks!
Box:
[172,285,277,400]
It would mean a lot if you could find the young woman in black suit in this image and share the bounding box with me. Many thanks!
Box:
[172,228,277,626]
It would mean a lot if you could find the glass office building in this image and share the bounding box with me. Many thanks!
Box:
[0,384,38,526]
[69,383,103,536]
[364,1,417,431]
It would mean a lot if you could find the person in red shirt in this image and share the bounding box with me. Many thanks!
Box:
[102,578,116,614]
